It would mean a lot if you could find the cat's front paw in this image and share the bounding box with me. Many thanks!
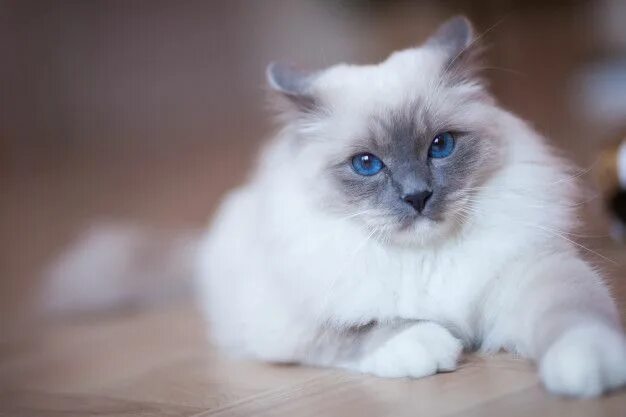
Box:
[357,322,462,378]
[539,324,626,397]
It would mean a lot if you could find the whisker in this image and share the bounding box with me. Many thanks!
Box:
[461,194,598,211]
[474,66,528,78]
[336,209,376,221]
[528,223,618,265]
[547,158,599,186]
[456,204,615,263]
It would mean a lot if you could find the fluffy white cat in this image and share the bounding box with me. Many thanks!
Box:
[196,16,626,397]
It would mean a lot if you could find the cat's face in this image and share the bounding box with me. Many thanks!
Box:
[268,16,504,245]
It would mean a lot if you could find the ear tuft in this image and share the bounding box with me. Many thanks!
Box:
[266,62,317,111]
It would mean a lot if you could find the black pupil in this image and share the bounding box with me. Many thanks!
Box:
[362,155,372,168]
[433,136,443,149]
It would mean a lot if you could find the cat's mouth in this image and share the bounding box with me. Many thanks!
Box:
[395,212,439,231]
[380,216,442,246]
[380,205,458,244]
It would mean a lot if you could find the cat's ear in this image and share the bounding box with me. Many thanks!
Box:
[266,62,317,112]
[424,15,480,74]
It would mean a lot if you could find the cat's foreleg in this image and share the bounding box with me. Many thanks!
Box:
[485,253,626,397]
[312,320,463,378]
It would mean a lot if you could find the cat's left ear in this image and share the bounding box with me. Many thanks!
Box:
[424,15,480,74]
[266,62,317,112]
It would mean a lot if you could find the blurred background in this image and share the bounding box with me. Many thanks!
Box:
[1,0,626,338]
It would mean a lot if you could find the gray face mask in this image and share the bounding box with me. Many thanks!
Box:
[267,16,503,244]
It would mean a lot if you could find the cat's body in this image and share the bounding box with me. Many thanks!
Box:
[196,16,626,397]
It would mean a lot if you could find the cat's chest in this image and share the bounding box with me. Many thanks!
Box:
[326,246,484,323]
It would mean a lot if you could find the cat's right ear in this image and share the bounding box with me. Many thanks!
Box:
[424,15,482,80]
[266,62,317,112]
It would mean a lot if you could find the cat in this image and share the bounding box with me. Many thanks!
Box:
[195,16,626,397]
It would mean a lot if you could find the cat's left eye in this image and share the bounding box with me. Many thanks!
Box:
[428,132,455,159]
[351,153,384,176]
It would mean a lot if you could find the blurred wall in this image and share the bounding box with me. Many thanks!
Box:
[2,0,605,171]
[2,0,624,332]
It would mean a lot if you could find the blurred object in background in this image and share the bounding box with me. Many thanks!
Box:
[572,0,626,242]
[595,131,626,242]
[41,223,198,316]
[571,0,626,127]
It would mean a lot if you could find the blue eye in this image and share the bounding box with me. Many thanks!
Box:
[351,153,384,176]
[428,132,455,158]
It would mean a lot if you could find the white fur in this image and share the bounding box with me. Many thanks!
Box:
[196,38,626,397]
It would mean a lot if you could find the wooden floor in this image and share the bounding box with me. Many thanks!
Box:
[1,278,626,417]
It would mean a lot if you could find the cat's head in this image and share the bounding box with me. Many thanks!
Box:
[267,16,504,246]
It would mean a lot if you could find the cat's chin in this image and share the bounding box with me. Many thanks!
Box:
[386,217,452,247]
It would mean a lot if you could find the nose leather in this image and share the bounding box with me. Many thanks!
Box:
[402,190,433,212]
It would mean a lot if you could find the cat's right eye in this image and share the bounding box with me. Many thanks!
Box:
[428,132,455,159]
[351,153,384,176]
